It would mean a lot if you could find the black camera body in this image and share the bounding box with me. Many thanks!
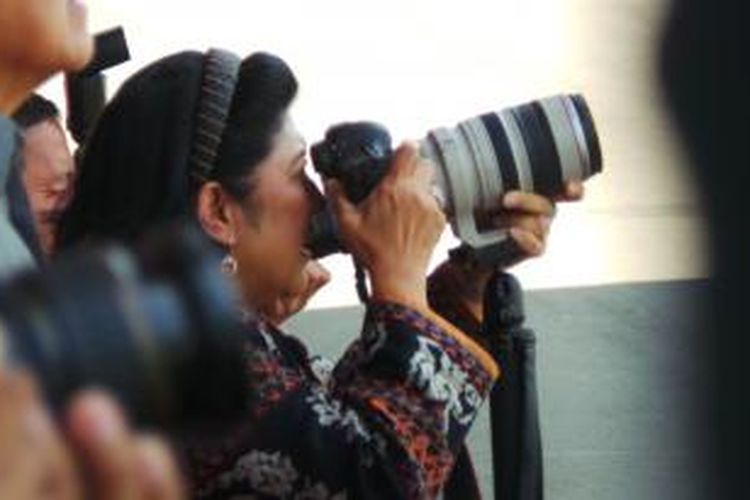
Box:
[311,122,393,204]
[65,27,130,146]
[0,225,249,432]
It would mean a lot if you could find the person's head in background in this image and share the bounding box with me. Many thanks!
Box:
[12,94,75,255]
[57,51,326,321]
[0,0,92,114]
[661,0,748,497]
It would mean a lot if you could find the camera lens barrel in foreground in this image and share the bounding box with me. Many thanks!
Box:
[0,226,248,431]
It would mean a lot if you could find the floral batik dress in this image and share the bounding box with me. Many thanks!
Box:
[181,298,499,500]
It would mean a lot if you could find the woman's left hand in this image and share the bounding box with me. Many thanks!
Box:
[496,181,584,263]
[265,260,331,326]
[439,181,584,320]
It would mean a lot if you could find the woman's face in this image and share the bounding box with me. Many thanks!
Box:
[230,116,324,314]
[22,118,75,255]
[0,0,93,78]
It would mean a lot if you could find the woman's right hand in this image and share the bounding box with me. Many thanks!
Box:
[325,142,446,308]
[265,260,331,326]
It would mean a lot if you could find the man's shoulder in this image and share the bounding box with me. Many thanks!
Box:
[0,113,35,282]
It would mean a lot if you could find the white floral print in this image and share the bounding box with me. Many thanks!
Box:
[234,450,299,496]
[215,451,348,500]
[293,478,347,500]
[408,336,481,429]
[306,389,373,443]
[309,355,334,386]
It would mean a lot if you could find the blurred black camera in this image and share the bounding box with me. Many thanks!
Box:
[0,225,249,431]
[65,27,130,146]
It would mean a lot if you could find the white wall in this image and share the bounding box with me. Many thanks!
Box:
[41,0,707,308]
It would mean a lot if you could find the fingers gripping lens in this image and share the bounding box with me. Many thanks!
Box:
[417,94,601,251]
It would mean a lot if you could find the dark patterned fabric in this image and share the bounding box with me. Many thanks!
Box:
[427,263,482,343]
[180,299,497,499]
[428,262,486,500]
[430,264,547,500]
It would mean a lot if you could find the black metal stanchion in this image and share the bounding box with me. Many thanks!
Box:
[482,272,543,500]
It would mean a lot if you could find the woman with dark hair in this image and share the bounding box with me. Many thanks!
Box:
[58,49,331,324]
[58,48,575,498]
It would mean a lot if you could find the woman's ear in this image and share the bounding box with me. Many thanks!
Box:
[196,181,242,247]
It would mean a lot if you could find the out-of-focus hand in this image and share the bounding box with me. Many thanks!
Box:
[326,142,446,308]
[0,368,185,500]
[0,369,80,500]
[65,390,185,500]
[265,260,331,325]
[444,181,584,320]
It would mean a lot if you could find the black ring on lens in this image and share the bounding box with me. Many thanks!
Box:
[512,103,564,197]
[571,94,603,174]
[480,113,520,192]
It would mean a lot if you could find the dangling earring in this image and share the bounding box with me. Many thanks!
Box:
[221,252,238,275]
